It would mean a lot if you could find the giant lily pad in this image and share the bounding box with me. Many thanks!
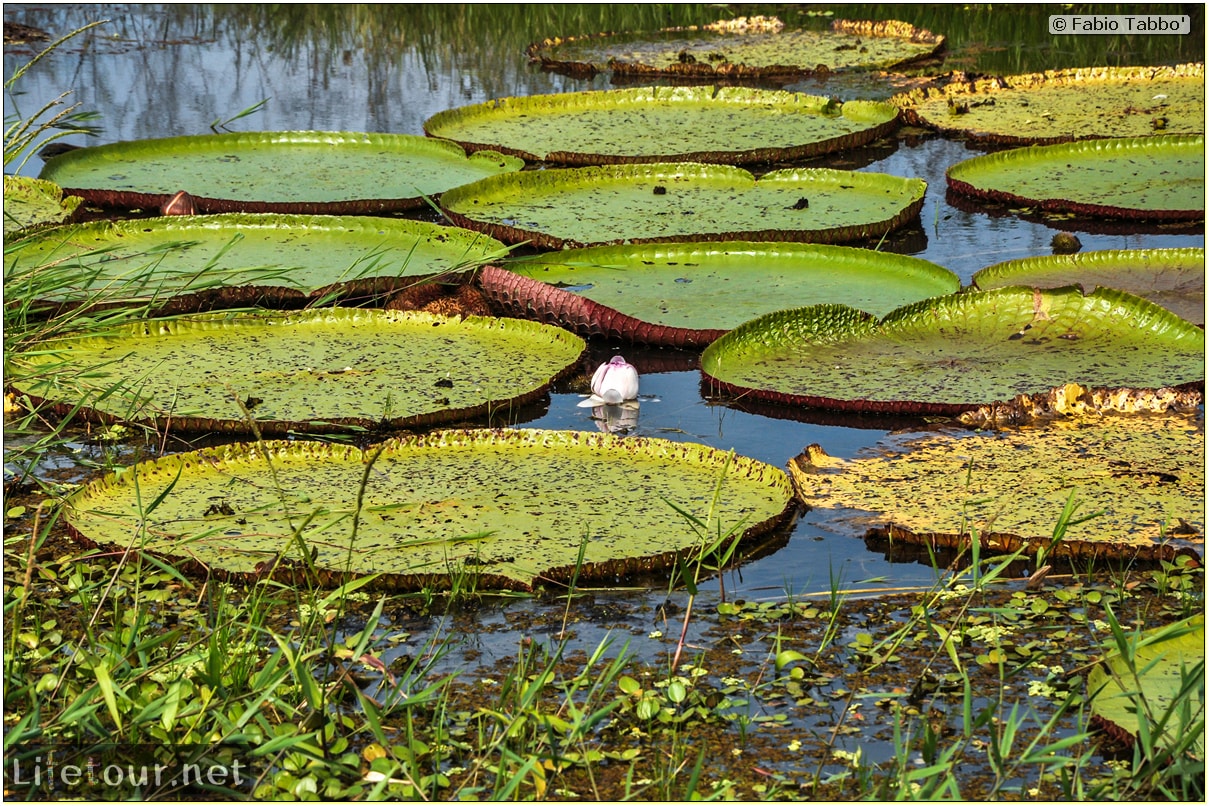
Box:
[893,64,1205,145]
[423,87,899,166]
[3,175,82,235]
[786,411,1204,564]
[946,135,1205,221]
[37,131,525,214]
[484,243,959,348]
[6,214,508,311]
[701,286,1205,416]
[440,163,927,249]
[528,17,944,80]
[62,429,797,591]
[1088,615,1205,755]
[972,248,1205,327]
[7,309,585,434]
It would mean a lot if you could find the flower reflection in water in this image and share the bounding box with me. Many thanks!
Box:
[591,402,640,435]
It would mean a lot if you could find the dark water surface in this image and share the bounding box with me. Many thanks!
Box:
[3,4,1204,599]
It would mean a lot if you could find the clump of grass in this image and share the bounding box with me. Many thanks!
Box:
[3,21,105,172]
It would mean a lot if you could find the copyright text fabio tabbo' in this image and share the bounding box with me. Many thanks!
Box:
[1049,15,1190,35]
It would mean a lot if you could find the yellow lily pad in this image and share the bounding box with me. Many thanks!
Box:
[787,412,1204,564]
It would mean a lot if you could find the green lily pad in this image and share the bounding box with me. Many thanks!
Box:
[440,163,927,249]
[973,248,1205,327]
[8,309,585,434]
[37,131,524,214]
[6,214,508,308]
[62,429,797,591]
[1088,615,1205,755]
[3,175,82,235]
[701,286,1205,416]
[946,135,1204,221]
[424,87,899,166]
[893,63,1206,145]
[486,243,959,348]
[786,412,1204,564]
[528,17,944,80]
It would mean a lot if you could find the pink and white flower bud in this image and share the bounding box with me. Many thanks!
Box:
[590,356,639,404]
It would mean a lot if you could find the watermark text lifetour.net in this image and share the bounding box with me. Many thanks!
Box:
[5,745,250,796]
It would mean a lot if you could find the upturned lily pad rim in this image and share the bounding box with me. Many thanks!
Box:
[971,247,1206,326]
[946,135,1206,221]
[973,246,1206,287]
[482,241,960,348]
[892,63,1206,145]
[63,429,799,592]
[478,264,727,348]
[439,162,929,249]
[1088,614,1206,752]
[701,285,1206,416]
[526,18,946,80]
[10,309,586,435]
[38,130,525,214]
[423,87,901,166]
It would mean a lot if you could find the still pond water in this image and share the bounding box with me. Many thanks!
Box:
[3,4,1205,600]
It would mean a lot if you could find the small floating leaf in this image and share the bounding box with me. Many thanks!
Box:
[775,650,810,672]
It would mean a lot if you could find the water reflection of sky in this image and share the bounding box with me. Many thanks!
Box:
[3,4,1204,594]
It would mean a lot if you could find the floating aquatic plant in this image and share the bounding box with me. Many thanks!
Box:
[424,87,900,165]
[9,309,585,434]
[63,430,798,591]
[701,286,1204,416]
[38,131,524,214]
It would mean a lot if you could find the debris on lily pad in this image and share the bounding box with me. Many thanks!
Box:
[787,412,1204,565]
[63,430,798,591]
[893,63,1205,144]
[3,174,82,235]
[528,17,945,81]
